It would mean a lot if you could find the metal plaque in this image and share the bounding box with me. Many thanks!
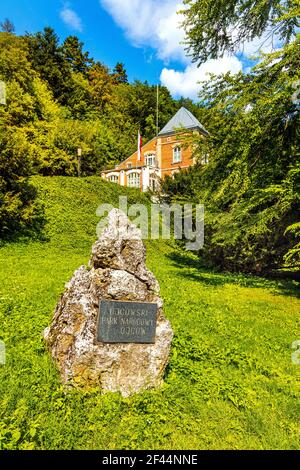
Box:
[97,300,157,343]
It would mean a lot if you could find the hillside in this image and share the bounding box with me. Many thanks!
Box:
[0,176,299,450]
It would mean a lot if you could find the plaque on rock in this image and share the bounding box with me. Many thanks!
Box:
[98,300,157,343]
[44,208,173,396]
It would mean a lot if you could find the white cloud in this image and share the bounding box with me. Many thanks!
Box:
[99,0,247,99]
[60,5,83,32]
[160,56,243,100]
[100,0,187,63]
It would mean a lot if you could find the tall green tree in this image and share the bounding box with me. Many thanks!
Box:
[162,37,300,274]
[88,61,114,112]
[26,27,71,104]
[62,35,93,75]
[161,0,299,274]
[109,81,177,141]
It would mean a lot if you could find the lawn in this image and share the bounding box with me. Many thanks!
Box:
[0,176,299,450]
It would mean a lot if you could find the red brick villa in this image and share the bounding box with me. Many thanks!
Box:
[101,107,209,192]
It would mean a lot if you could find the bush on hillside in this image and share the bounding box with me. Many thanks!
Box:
[0,128,45,238]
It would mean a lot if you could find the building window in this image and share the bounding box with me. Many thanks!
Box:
[127,172,140,188]
[173,146,181,163]
[127,162,132,169]
[108,175,118,183]
[149,177,158,191]
[145,154,155,167]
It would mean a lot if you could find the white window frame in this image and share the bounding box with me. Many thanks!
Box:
[106,172,119,182]
[149,176,157,191]
[108,175,118,183]
[127,172,140,188]
[145,154,156,167]
[173,146,181,163]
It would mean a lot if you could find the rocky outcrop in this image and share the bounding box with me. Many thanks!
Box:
[44,209,173,397]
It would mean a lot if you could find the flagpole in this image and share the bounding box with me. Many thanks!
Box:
[156,84,159,136]
[137,128,142,161]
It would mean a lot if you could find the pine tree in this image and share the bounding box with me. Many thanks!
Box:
[26,27,71,104]
[62,35,93,75]
[112,62,128,84]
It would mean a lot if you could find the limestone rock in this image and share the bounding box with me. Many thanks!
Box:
[44,209,173,397]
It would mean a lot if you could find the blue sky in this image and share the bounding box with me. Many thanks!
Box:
[0,0,277,100]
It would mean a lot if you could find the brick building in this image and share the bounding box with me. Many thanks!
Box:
[101,106,208,192]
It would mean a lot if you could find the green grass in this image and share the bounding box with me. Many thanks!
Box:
[0,176,299,450]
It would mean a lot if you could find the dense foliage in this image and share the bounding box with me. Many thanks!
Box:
[182,0,299,64]
[0,26,202,236]
[162,2,300,275]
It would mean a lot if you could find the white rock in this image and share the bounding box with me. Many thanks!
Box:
[44,209,173,396]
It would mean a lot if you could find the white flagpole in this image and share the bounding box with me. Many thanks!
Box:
[137,129,141,161]
[156,84,159,136]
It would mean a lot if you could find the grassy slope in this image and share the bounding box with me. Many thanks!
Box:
[0,176,299,450]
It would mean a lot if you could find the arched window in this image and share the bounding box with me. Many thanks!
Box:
[173,146,181,163]
[127,172,140,188]
[109,175,118,183]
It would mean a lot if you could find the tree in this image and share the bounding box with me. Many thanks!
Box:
[0,18,15,33]
[182,0,299,64]
[26,27,71,104]
[167,1,300,274]
[64,71,94,119]
[0,33,32,89]
[88,61,114,111]
[108,81,177,141]
[162,37,300,274]
[62,35,93,75]
[112,62,128,84]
